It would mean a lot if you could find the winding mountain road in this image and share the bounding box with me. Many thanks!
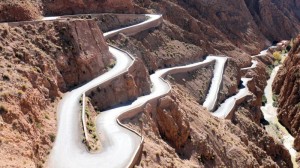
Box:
[212,78,252,118]
[46,13,258,168]
[47,14,162,168]
[203,56,227,111]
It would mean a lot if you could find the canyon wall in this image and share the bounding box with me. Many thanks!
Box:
[124,81,292,167]
[245,0,300,41]
[86,58,151,111]
[109,0,300,73]
[0,19,112,167]
[273,35,300,152]
[0,0,299,167]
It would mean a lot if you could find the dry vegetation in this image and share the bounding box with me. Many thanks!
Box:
[80,96,101,152]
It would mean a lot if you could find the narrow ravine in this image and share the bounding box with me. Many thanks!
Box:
[261,65,298,167]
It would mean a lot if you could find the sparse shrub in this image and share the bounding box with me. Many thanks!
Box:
[49,133,56,142]
[36,122,42,129]
[2,74,10,81]
[273,60,279,66]
[262,95,267,106]
[0,105,8,114]
[197,155,203,163]
[21,84,27,91]
[17,90,24,96]
[107,60,116,69]
[45,114,50,120]
[272,94,279,107]
[266,65,274,76]
[34,67,42,73]
[15,51,24,59]
[273,51,282,61]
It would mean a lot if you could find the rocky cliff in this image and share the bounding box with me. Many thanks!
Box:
[0,19,112,167]
[110,0,300,71]
[86,57,151,111]
[123,83,292,167]
[1,0,294,69]
[0,0,299,167]
[273,35,300,152]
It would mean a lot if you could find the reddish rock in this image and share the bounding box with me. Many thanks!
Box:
[0,19,112,167]
[216,58,241,109]
[169,61,215,104]
[87,58,151,111]
[54,19,113,90]
[273,35,300,150]
[245,0,300,41]
[156,96,190,149]
[0,0,41,22]
[123,85,291,167]
[42,0,134,16]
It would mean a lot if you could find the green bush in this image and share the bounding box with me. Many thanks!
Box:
[272,94,279,107]
[273,51,282,61]
[0,105,7,114]
[49,133,56,142]
[262,95,267,105]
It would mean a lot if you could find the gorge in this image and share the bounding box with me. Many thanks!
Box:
[0,0,300,168]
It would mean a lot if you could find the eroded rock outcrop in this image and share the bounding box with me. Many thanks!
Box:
[232,106,292,168]
[273,35,300,151]
[111,0,300,73]
[86,58,151,111]
[168,61,215,104]
[245,0,300,41]
[216,58,241,109]
[124,84,292,167]
[156,96,190,149]
[52,19,114,89]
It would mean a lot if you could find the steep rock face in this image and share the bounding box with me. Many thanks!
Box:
[86,58,151,111]
[273,35,300,151]
[245,0,300,41]
[107,0,300,72]
[156,96,190,149]
[52,20,113,89]
[120,45,293,167]
[173,0,267,55]
[0,0,42,22]
[111,32,207,73]
[123,85,292,167]
[232,106,292,168]
[168,61,215,104]
[42,0,134,16]
[0,19,112,167]
[242,56,271,124]
[216,58,240,109]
